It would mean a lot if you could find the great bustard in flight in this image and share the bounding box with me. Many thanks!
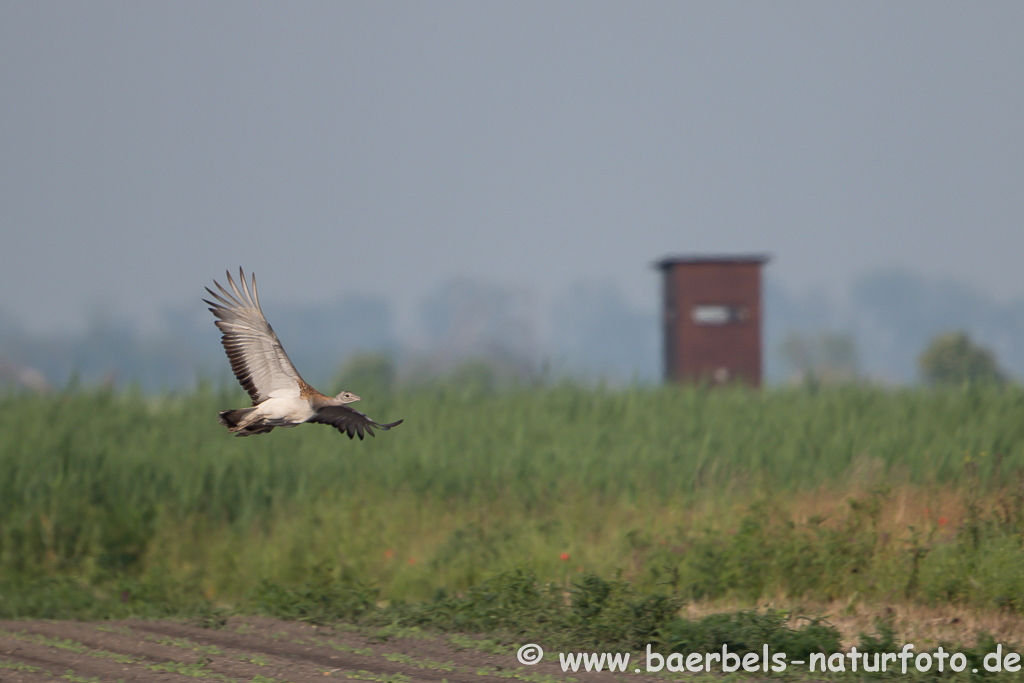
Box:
[204,268,403,439]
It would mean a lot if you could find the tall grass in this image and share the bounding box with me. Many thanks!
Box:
[1,382,1023,616]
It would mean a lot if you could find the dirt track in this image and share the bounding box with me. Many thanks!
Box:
[0,617,643,683]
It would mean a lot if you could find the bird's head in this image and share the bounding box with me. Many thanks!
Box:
[334,390,361,404]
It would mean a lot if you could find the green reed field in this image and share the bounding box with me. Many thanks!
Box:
[2,381,1024,623]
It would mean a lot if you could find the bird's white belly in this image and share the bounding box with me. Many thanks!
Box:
[254,397,315,425]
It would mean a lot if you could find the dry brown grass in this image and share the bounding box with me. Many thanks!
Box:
[671,477,1024,648]
[751,479,991,537]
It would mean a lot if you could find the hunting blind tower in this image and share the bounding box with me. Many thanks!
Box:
[656,255,769,386]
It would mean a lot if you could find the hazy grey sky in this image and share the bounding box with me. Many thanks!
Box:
[2,2,1021,337]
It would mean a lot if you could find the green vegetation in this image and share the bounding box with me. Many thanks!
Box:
[919,331,1005,386]
[2,382,1024,633]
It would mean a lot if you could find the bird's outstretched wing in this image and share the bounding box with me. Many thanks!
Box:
[308,404,404,440]
[204,268,306,405]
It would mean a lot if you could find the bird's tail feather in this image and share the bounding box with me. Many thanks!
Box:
[218,408,275,436]
[218,408,254,429]
[218,405,276,438]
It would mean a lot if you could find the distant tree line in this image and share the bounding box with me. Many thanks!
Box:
[1,267,1021,391]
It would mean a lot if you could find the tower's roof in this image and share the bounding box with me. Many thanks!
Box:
[654,254,771,269]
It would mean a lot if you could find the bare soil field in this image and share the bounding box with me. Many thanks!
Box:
[0,617,638,683]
